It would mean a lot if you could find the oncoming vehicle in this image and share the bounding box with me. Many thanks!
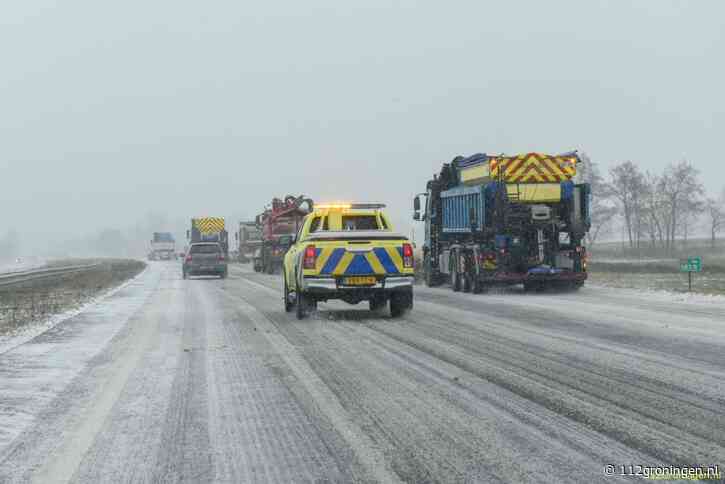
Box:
[182,242,228,279]
[283,203,414,319]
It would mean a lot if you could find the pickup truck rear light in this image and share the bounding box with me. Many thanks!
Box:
[218,253,225,261]
[402,243,414,268]
[303,245,317,269]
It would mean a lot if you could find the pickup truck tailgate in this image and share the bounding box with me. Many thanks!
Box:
[306,238,411,277]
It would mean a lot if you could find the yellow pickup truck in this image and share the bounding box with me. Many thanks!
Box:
[283,203,415,319]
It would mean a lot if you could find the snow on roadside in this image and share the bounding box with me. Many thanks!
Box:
[0,266,150,356]
[586,282,725,306]
[590,258,676,264]
[0,265,158,452]
[0,257,48,275]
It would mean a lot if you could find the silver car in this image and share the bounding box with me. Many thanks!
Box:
[182,243,228,279]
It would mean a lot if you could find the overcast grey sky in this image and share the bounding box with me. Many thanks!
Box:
[1,0,723,247]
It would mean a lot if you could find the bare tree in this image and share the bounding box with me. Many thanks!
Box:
[608,161,647,250]
[705,196,725,249]
[641,172,668,249]
[679,197,704,248]
[659,160,703,253]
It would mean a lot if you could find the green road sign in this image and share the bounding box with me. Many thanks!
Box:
[679,256,702,273]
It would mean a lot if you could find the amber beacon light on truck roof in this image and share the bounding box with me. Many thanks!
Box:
[315,203,387,210]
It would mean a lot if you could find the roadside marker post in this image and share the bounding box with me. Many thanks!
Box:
[679,256,702,292]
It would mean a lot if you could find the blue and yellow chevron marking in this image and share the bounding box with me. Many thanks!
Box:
[315,247,405,276]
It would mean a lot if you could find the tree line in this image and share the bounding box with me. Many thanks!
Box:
[584,157,725,253]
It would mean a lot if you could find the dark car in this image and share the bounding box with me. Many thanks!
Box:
[182,243,228,279]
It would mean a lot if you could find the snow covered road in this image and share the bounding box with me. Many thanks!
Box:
[0,262,723,483]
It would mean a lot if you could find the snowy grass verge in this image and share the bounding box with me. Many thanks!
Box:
[0,261,147,355]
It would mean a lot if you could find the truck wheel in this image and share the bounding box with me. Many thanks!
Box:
[524,282,543,293]
[451,267,461,292]
[390,288,413,318]
[462,274,472,293]
[424,254,435,287]
[284,278,294,312]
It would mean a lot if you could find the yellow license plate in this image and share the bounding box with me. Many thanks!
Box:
[342,276,377,286]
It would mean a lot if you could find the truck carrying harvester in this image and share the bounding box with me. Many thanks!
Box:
[187,217,229,257]
[414,152,591,292]
[253,195,313,274]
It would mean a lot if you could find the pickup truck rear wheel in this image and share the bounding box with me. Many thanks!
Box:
[284,278,294,312]
[390,288,413,318]
[296,291,311,319]
[369,296,386,314]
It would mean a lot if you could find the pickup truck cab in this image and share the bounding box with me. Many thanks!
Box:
[283,203,414,319]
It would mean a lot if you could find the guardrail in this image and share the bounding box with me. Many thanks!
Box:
[0,264,103,289]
